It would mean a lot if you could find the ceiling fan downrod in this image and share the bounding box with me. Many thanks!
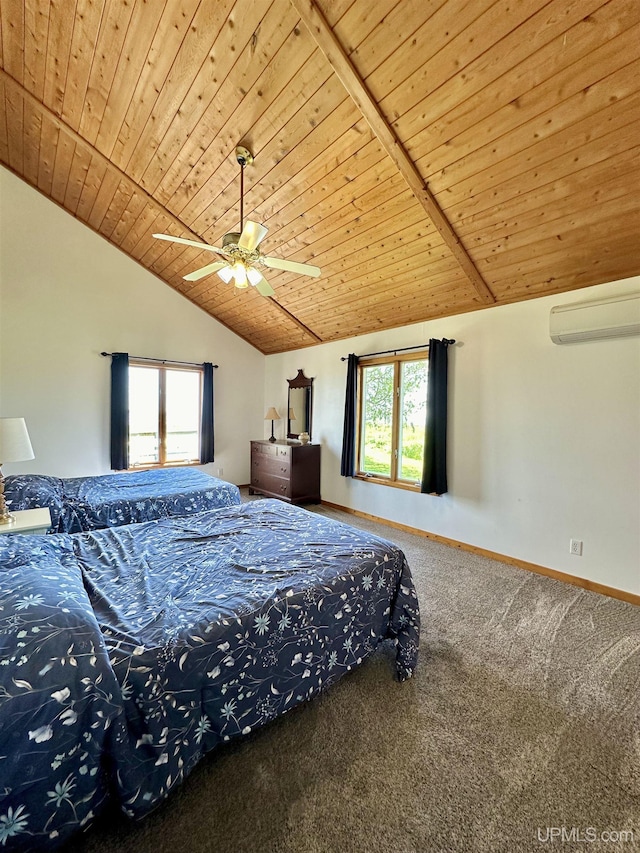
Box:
[235,145,254,234]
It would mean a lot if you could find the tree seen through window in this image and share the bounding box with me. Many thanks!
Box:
[358,356,427,485]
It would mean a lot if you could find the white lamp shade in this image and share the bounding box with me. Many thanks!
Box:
[0,418,35,463]
[247,266,262,286]
[233,261,248,287]
[265,407,281,420]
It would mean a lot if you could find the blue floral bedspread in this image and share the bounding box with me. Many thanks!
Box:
[4,468,241,533]
[0,500,419,850]
[0,536,125,849]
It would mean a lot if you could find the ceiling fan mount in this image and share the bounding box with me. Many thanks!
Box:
[235,145,254,167]
[152,145,321,296]
[222,232,242,247]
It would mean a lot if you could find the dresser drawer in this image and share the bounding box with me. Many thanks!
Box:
[252,442,291,458]
[252,442,278,459]
[250,472,291,498]
[252,454,290,478]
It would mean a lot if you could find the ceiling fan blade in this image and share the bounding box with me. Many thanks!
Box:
[183,261,229,282]
[263,256,321,278]
[253,273,275,297]
[152,233,223,254]
[238,220,268,252]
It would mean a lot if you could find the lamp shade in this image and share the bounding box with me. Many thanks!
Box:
[0,418,34,463]
[233,261,248,288]
[247,266,262,286]
[265,407,281,421]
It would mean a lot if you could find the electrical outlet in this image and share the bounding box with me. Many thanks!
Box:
[217,467,223,477]
[569,539,583,556]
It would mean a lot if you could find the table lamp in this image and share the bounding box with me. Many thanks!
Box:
[0,417,35,524]
[265,407,281,443]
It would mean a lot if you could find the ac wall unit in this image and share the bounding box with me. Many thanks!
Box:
[549,292,640,344]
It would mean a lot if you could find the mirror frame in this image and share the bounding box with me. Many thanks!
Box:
[287,369,314,440]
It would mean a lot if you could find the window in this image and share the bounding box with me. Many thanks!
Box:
[357,354,428,488]
[128,362,202,468]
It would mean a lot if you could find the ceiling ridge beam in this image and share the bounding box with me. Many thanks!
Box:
[0,68,324,342]
[289,0,496,305]
[266,298,323,341]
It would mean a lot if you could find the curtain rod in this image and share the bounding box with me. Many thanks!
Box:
[101,352,218,369]
[340,340,455,361]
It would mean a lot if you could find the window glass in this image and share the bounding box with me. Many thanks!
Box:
[360,363,394,477]
[129,367,160,466]
[165,370,200,462]
[398,360,428,482]
[128,363,201,468]
[357,355,428,487]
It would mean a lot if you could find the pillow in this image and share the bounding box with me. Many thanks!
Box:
[4,474,65,531]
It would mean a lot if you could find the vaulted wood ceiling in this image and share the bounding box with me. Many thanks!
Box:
[1,0,638,354]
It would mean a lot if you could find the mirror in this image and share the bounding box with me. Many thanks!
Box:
[287,369,314,440]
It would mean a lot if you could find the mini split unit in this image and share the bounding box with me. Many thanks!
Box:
[550,292,640,344]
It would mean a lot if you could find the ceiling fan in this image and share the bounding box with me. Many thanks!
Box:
[153,146,321,297]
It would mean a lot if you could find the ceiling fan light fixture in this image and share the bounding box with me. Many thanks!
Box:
[217,266,234,284]
[247,266,262,286]
[233,261,248,287]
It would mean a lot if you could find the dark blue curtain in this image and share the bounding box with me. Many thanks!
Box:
[110,353,129,471]
[421,339,450,495]
[340,354,359,477]
[200,362,215,464]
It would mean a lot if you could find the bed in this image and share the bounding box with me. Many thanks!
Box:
[0,500,419,851]
[4,467,241,533]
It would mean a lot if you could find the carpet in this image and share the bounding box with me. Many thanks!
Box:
[69,496,640,853]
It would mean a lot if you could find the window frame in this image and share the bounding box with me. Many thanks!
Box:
[128,359,203,470]
[354,352,428,491]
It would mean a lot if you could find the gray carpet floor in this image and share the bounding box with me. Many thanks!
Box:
[69,495,640,853]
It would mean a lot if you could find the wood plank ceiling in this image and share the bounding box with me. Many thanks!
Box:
[1,0,638,354]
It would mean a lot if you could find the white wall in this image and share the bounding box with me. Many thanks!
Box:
[2,166,638,597]
[0,167,264,484]
[266,279,640,596]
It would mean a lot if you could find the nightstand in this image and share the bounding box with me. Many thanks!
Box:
[0,507,52,535]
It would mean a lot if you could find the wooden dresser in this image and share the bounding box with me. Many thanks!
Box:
[249,440,321,504]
